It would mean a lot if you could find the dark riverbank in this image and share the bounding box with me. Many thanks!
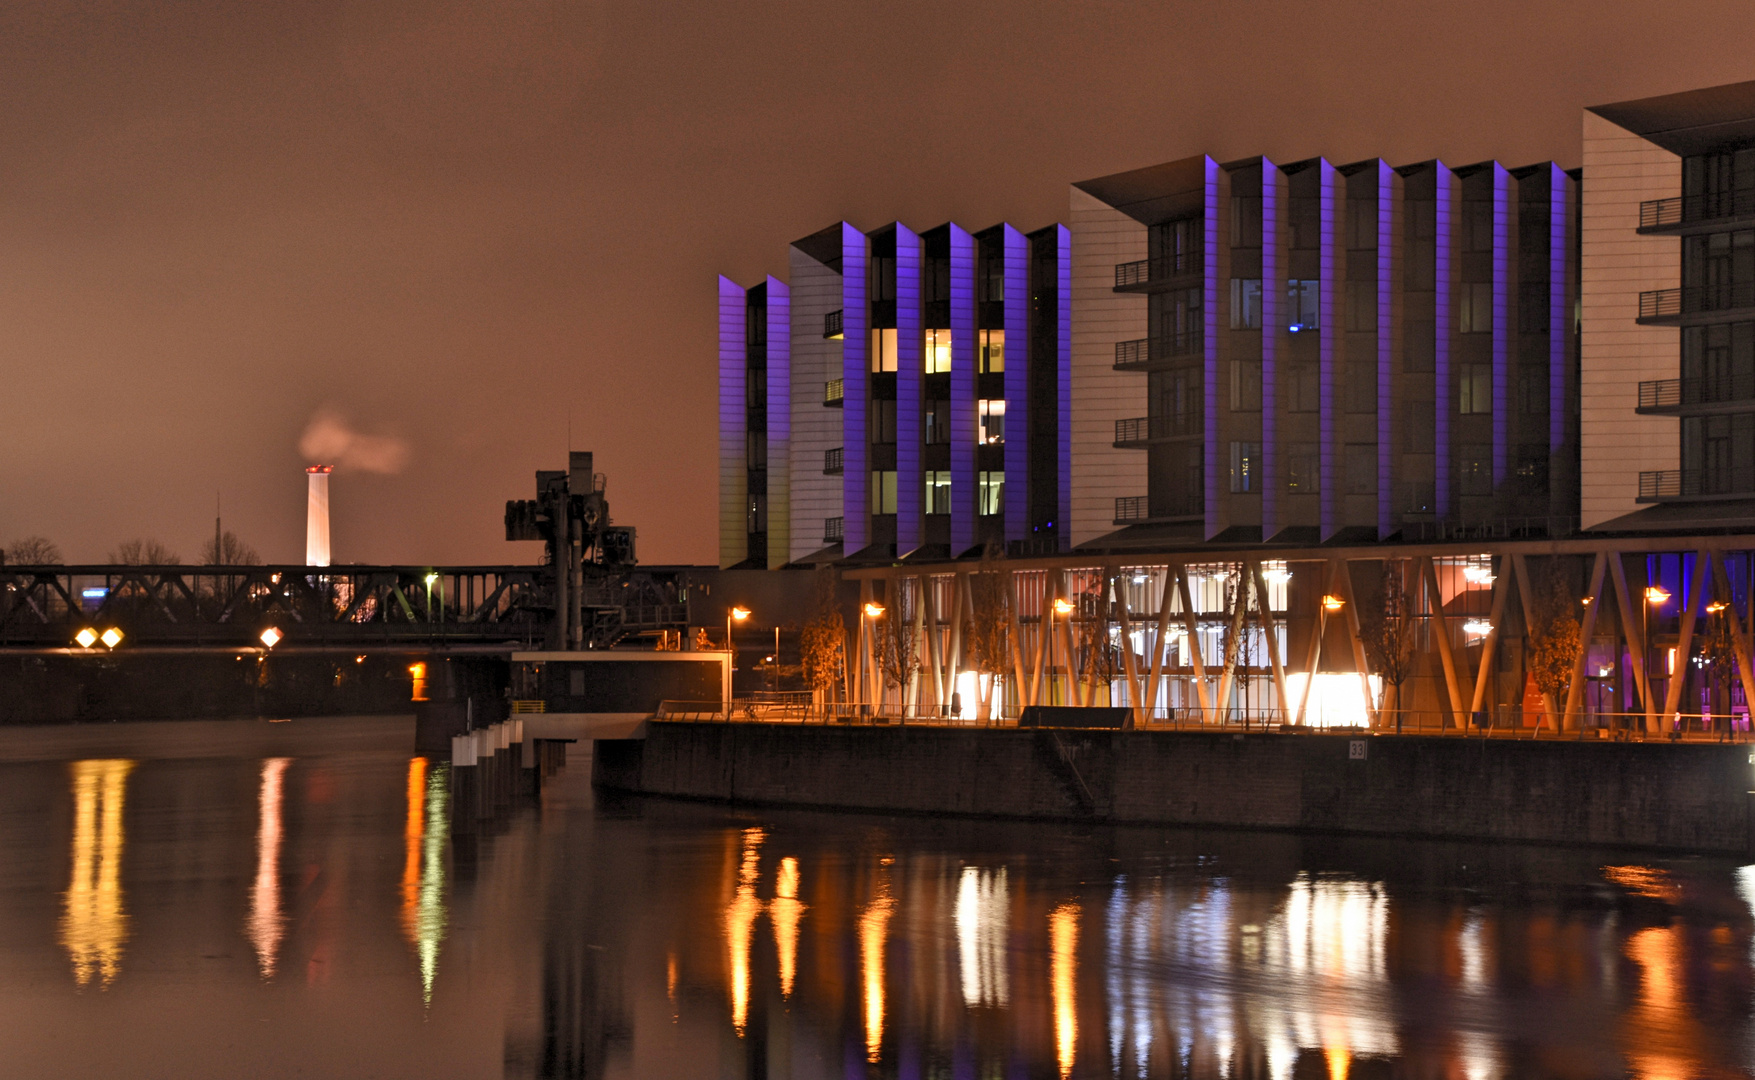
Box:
[596,721,1755,853]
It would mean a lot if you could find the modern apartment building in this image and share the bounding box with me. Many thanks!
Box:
[719,221,1071,568]
[1069,155,1580,549]
[1580,80,1755,532]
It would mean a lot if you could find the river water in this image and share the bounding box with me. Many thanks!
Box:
[1,716,1753,1079]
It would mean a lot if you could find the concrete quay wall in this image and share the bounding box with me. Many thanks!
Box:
[594,722,1755,853]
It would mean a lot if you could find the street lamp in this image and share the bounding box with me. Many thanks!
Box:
[1321,594,1345,612]
[1052,597,1075,617]
[724,605,752,719]
[259,627,282,649]
[74,628,98,649]
[1643,584,1670,739]
[863,601,886,620]
[99,628,123,649]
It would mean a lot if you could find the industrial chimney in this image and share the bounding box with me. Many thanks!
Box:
[306,465,333,567]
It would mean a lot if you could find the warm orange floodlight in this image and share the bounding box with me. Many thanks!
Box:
[1322,594,1345,612]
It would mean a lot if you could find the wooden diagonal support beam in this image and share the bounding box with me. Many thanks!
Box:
[1562,552,1609,731]
[1510,553,1556,731]
[1660,550,1711,728]
[1249,561,1291,726]
[1709,549,1755,733]
[1213,566,1249,723]
[1469,559,1513,720]
[1608,552,1652,722]
[1143,568,1177,717]
[1334,558,1376,728]
[1174,564,1212,720]
[1294,561,1334,727]
[1419,556,1467,724]
[1113,568,1144,727]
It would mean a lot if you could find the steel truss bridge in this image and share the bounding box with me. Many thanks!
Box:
[0,564,693,652]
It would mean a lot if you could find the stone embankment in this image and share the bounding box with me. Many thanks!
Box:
[593,721,1755,853]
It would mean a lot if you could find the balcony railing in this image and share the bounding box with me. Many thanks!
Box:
[824,378,844,407]
[1638,282,1755,323]
[1637,372,1755,411]
[823,447,843,474]
[824,517,844,543]
[1114,492,1202,524]
[1113,254,1199,290]
[1639,189,1755,231]
[1114,414,1200,445]
[1113,333,1201,370]
[1638,468,1755,502]
[823,309,843,338]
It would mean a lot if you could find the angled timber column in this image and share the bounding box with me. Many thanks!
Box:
[1510,553,1554,731]
[1608,552,1654,728]
[949,225,977,556]
[909,574,927,711]
[1418,555,1467,726]
[1174,564,1212,720]
[1214,564,1249,723]
[1057,570,1083,707]
[1293,560,1338,726]
[1112,567,1143,727]
[1248,561,1291,725]
[1334,558,1375,727]
[1031,573,1052,707]
[840,223,870,553]
[1660,551,1711,729]
[856,578,873,706]
[923,573,943,707]
[1562,552,1610,732]
[1005,570,1028,715]
[1708,550,1755,732]
[895,224,924,555]
[1002,224,1030,545]
[1468,556,1512,722]
[1144,567,1178,718]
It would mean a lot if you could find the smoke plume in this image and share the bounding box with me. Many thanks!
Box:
[298,406,410,474]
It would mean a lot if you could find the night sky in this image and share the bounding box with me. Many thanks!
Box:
[1,1,1750,567]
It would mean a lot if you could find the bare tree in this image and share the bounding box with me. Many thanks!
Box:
[966,546,1012,720]
[1699,585,1739,740]
[873,583,920,709]
[799,566,846,705]
[109,539,181,565]
[1360,562,1420,733]
[200,530,260,566]
[1526,561,1583,731]
[4,536,61,565]
[1076,574,1122,703]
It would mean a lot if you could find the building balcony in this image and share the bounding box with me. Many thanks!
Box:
[1637,468,1755,503]
[824,378,844,407]
[1636,373,1755,414]
[1637,283,1755,326]
[823,447,843,474]
[1113,334,1201,371]
[824,517,844,543]
[1114,415,1200,447]
[1114,493,1202,525]
[1637,191,1755,235]
[1112,255,1201,293]
[823,309,843,339]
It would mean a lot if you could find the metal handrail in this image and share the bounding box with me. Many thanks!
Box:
[1639,282,1755,320]
[1114,334,1201,369]
[824,516,844,543]
[1639,189,1755,230]
[1113,254,1198,289]
[1637,372,1755,409]
[1639,468,1755,500]
[1114,414,1199,444]
[823,309,843,338]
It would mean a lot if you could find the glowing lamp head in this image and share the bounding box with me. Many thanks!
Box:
[1645,586,1671,605]
[730,605,752,622]
[1321,594,1345,612]
[424,572,438,587]
[74,628,98,648]
[99,628,123,649]
[259,627,282,649]
[1463,619,1493,636]
[1708,601,1728,614]
[1052,598,1076,617]
[862,602,885,619]
[1261,561,1291,584]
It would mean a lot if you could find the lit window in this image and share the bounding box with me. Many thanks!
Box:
[925,471,951,515]
[1229,441,1260,493]
[870,470,897,514]
[978,399,1006,444]
[925,329,952,374]
[978,471,1004,516]
[1459,363,1492,414]
[1287,279,1319,331]
[870,328,898,373]
[1229,279,1262,329]
[979,329,1005,373]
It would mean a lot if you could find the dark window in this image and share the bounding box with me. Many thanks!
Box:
[1463,200,1494,253]
[1345,361,1376,414]
[1286,443,1319,493]
[1345,280,1377,332]
[1458,445,1492,496]
[1518,280,1550,333]
[1346,198,1377,250]
[1229,196,1262,248]
[1230,359,1262,412]
[1230,279,1263,329]
[1403,403,1434,454]
[1460,363,1492,415]
[1344,444,1377,495]
[1287,363,1319,413]
[1149,218,1203,277]
[1460,282,1494,334]
[870,399,897,444]
[1517,366,1548,416]
[925,400,951,445]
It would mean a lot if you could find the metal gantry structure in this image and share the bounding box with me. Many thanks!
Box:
[0,563,693,652]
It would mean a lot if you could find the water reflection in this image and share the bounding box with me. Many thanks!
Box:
[247,757,290,978]
[398,756,448,1003]
[957,865,1009,1008]
[769,855,804,1000]
[859,856,895,1063]
[1050,900,1078,1079]
[59,758,133,990]
[723,826,763,1035]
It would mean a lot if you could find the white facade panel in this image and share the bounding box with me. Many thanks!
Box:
[788,250,844,564]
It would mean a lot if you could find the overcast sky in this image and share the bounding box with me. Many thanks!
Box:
[0,0,1749,566]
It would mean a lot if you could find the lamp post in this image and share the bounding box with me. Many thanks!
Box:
[863,601,885,710]
[726,606,751,716]
[1644,584,1670,739]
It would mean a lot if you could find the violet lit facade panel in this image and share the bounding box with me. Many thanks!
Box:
[764,277,791,569]
[717,276,747,568]
[840,223,869,553]
[950,224,977,555]
[1003,224,1029,543]
[894,223,923,553]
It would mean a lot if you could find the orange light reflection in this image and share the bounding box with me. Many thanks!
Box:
[770,856,806,999]
[60,759,134,989]
[861,860,896,1063]
[1051,901,1079,1079]
[725,827,764,1036]
[246,757,291,978]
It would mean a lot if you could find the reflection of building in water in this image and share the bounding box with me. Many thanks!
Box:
[247,757,291,978]
[1050,900,1079,1080]
[60,759,134,989]
[860,857,896,1063]
[399,756,449,1003]
[957,866,1009,1008]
